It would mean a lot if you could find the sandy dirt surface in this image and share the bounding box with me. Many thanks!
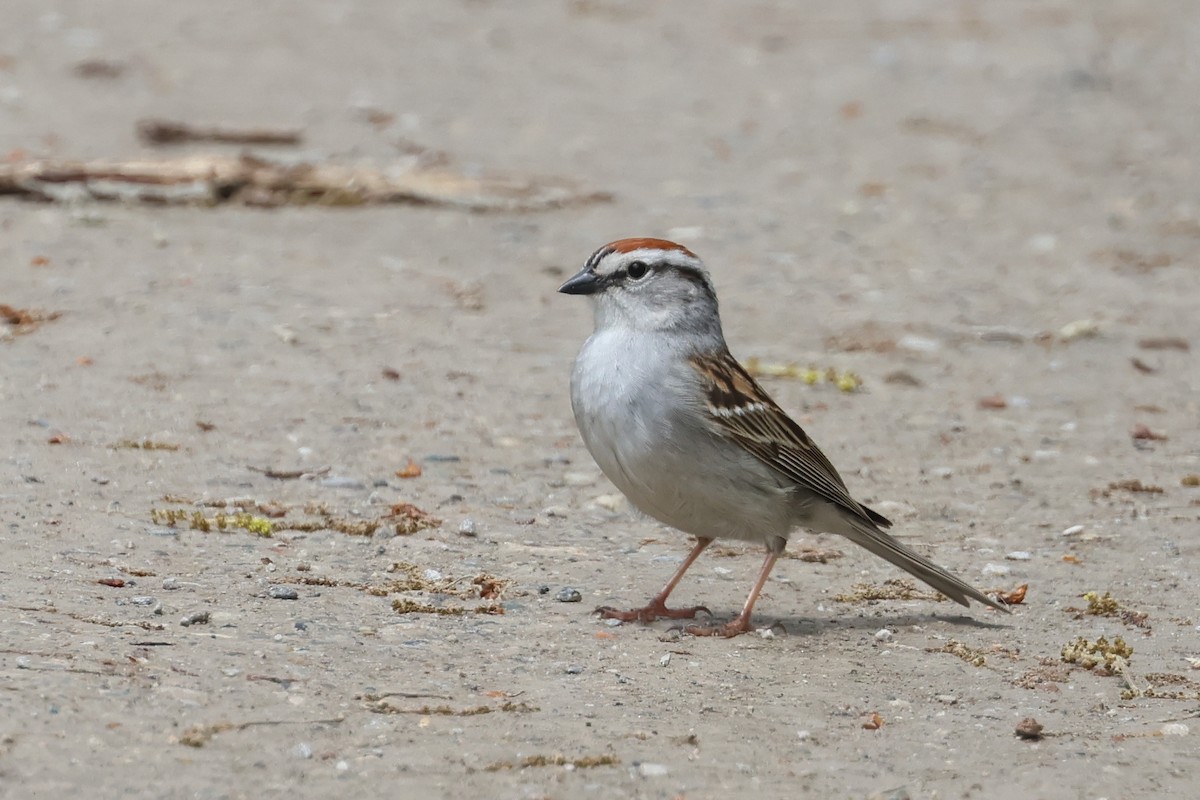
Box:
[3,2,1199,798]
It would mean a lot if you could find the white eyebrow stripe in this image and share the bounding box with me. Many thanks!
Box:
[613,248,703,271]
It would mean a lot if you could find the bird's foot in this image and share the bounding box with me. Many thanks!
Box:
[684,616,754,638]
[596,601,711,624]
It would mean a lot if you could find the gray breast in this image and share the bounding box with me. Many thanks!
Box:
[570,332,793,545]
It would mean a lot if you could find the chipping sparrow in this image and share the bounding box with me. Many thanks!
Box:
[560,237,1009,637]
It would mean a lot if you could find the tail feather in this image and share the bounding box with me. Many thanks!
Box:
[834,517,1010,613]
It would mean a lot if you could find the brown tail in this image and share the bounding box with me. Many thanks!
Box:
[836,516,1011,613]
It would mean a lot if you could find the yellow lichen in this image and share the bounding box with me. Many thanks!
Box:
[1061,636,1133,670]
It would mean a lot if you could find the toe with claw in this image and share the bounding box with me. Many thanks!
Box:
[685,616,754,638]
[596,602,711,624]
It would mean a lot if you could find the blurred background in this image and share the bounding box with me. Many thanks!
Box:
[2,2,1198,796]
[5,2,1195,272]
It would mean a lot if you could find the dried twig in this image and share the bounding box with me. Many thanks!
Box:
[247,465,332,480]
[179,716,345,747]
[138,118,303,146]
[0,154,612,212]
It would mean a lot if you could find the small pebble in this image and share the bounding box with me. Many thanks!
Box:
[872,500,917,517]
[563,471,596,487]
[637,763,670,778]
[1161,723,1190,736]
[565,664,584,674]
[162,577,180,590]
[934,694,958,705]
[757,628,775,640]
[422,569,443,582]
[457,518,477,537]
[319,476,366,490]
[1059,318,1099,341]
[1015,717,1045,740]
[269,586,299,600]
[590,494,624,511]
[180,611,210,627]
[293,743,314,759]
[796,730,812,741]
[1005,551,1032,561]
[130,595,156,606]
[221,667,241,677]
[981,563,1011,577]
[556,587,582,603]
[659,654,671,667]
[874,628,893,642]
[537,585,550,595]
[1062,524,1085,537]
[897,335,940,353]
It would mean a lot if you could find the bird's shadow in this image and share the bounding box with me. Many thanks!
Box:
[634,608,1008,638]
[773,610,1008,638]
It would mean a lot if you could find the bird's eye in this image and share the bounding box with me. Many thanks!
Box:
[626,261,649,280]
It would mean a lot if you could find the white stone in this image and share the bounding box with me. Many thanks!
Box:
[897,335,941,353]
[637,763,670,778]
[590,494,624,511]
[563,471,597,487]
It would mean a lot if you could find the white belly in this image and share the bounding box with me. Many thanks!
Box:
[570,330,793,545]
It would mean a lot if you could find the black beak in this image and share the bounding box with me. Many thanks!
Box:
[558,268,602,296]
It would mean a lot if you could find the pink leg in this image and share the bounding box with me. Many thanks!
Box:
[598,537,714,623]
[687,551,779,638]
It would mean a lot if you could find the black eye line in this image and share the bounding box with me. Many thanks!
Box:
[606,258,708,287]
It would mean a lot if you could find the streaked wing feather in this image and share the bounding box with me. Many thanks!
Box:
[690,351,892,529]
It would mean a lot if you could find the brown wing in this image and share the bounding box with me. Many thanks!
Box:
[690,351,892,530]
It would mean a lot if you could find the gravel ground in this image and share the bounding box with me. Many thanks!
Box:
[2,2,1199,798]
